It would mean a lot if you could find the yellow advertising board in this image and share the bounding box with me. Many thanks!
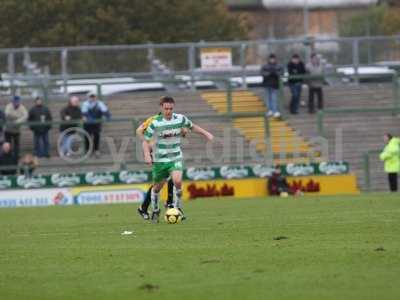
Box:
[182,174,359,200]
[68,174,359,205]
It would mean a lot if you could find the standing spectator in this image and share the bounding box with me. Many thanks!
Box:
[287,54,306,114]
[0,107,5,141]
[379,133,400,192]
[306,53,325,113]
[28,97,52,158]
[0,142,18,175]
[19,153,39,178]
[261,54,283,118]
[4,96,28,159]
[59,96,83,157]
[81,93,111,157]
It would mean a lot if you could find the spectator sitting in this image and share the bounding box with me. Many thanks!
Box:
[19,153,39,178]
[4,96,28,159]
[261,54,283,118]
[268,169,291,196]
[0,142,18,175]
[81,92,111,158]
[287,54,306,114]
[28,97,52,158]
[306,53,325,114]
[59,96,83,157]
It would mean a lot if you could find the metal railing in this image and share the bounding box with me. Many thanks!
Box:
[1,71,399,176]
[1,35,400,88]
[2,77,236,108]
[362,149,400,191]
[313,72,400,137]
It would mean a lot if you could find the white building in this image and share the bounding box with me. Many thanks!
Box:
[226,0,379,39]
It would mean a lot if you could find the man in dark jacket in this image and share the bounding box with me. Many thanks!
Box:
[261,54,283,118]
[0,142,18,175]
[268,169,290,196]
[28,97,52,158]
[287,54,306,114]
[59,96,83,157]
[81,93,111,157]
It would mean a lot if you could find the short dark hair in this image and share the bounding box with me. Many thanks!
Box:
[384,133,393,140]
[160,96,175,105]
[292,54,300,59]
[268,54,276,59]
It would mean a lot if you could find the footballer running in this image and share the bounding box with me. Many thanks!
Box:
[136,111,189,220]
[140,96,213,222]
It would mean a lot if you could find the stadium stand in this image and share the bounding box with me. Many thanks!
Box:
[283,83,400,191]
[201,90,318,164]
[0,91,261,174]
[0,81,398,191]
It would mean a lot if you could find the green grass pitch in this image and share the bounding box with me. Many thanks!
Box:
[1,193,400,300]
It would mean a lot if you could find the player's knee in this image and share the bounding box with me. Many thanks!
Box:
[174,181,182,189]
[152,183,163,193]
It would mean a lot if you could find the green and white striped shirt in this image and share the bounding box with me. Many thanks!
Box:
[144,113,193,163]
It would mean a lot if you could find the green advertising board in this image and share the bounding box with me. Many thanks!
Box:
[0,161,349,190]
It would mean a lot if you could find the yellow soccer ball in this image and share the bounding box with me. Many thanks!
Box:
[164,208,183,224]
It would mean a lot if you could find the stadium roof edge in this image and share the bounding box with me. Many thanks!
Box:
[226,0,379,9]
[225,0,263,9]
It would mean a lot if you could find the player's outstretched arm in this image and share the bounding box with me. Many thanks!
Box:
[192,124,214,141]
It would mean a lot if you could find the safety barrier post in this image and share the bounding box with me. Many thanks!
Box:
[42,84,49,105]
[317,110,324,138]
[61,49,68,96]
[226,80,233,114]
[240,43,247,89]
[96,83,102,99]
[363,152,371,192]
[188,45,196,91]
[8,52,16,97]
[393,71,400,115]
[263,114,273,164]
[131,118,139,164]
[278,77,285,117]
[352,39,360,85]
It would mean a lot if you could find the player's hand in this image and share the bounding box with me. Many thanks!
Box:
[205,132,214,142]
[182,128,189,138]
[144,153,153,165]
